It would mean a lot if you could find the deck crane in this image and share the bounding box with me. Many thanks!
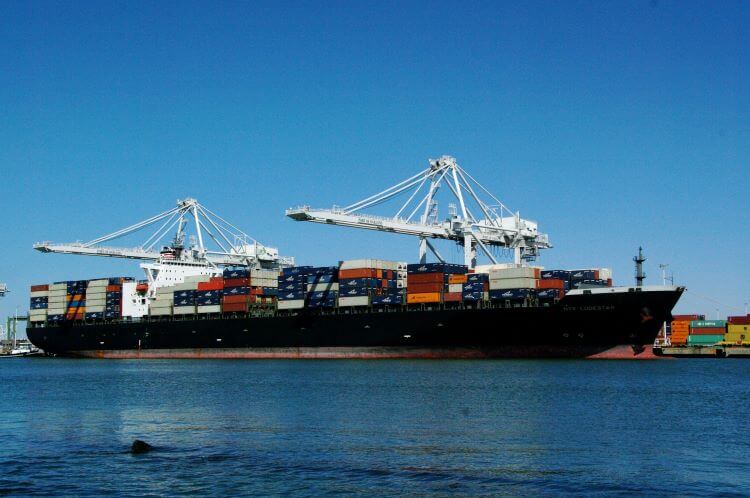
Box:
[286,155,550,268]
[34,198,294,292]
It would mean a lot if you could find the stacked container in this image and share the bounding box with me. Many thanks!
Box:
[339,260,405,307]
[65,281,87,321]
[687,320,727,346]
[222,267,250,313]
[306,266,339,309]
[85,279,108,320]
[29,284,49,323]
[249,268,279,306]
[196,276,222,314]
[487,266,538,303]
[406,263,467,304]
[461,273,489,303]
[277,267,308,310]
[540,269,613,291]
[726,315,750,345]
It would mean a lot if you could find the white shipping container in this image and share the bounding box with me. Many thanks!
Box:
[250,269,278,280]
[197,305,221,314]
[448,284,463,293]
[173,306,196,315]
[86,294,106,301]
[29,309,48,317]
[49,283,67,291]
[48,289,67,297]
[488,278,538,290]
[29,315,47,322]
[149,308,172,316]
[150,301,173,309]
[86,280,108,288]
[599,268,613,280]
[30,290,50,298]
[164,282,201,292]
[488,267,539,280]
[277,299,305,310]
[87,306,105,312]
[338,296,370,307]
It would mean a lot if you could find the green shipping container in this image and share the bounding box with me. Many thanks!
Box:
[687,334,724,345]
[689,320,727,329]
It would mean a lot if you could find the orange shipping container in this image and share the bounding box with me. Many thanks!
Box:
[407,292,442,304]
[339,269,377,279]
[106,285,121,292]
[407,273,444,284]
[407,282,443,293]
[448,275,468,284]
[198,281,224,291]
[223,278,250,288]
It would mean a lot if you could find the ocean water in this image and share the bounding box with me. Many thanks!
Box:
[1,358,749,496]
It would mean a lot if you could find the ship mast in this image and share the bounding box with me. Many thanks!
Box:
[634,246,646,287]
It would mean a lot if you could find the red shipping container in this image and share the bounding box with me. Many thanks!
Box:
[223,295,249,304]
[198,281,223,291]
[407,282,443,293]
[728,315,750,325]
[689,327,726,335]
[673,314,703,321]
[444,292,462,302]
[106,285,121,292]
[339,269,377,279]
[222,303,248,313]
[407,273,444,284]
[223,278,250,288]
[537,279,565,290]
[30,284,49,292]
[250,287,264,295]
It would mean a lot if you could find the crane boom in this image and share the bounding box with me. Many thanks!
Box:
[286,155,551,268]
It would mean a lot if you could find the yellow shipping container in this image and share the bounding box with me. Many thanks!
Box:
[725,324,750,344]
[407,292,442,304]
[448,275,468,284]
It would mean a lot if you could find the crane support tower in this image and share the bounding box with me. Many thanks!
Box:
[286,155,551,268]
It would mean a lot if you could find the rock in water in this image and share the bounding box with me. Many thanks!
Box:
[131,440,153,454]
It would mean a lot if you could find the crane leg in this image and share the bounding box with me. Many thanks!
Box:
[419,237,427,263]
[464,234,477,268]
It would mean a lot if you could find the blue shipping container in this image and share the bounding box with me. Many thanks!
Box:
[85,312,103,320]
[466,273,489,283]
[261,287,278,296]
[462,282,485,292]
[462,291,484,302]
[489,288,533,300]
[339,286,370,297]
[372,295,403,306]
[278,290,305,300]
[223,268,249,279]
[537,289,561,299]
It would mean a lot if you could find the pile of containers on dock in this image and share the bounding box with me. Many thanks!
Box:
[725,315,750,345]
[686,320,727,346]
[668,314,702,345]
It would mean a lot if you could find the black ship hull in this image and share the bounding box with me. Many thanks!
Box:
[27,287,683,359]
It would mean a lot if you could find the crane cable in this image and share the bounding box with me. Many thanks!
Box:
[681,288,745,313]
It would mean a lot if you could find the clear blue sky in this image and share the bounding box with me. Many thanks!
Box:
[1,0,748,328]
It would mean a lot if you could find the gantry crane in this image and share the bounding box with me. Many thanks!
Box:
[34,198,294,269]
[286,155,550,268]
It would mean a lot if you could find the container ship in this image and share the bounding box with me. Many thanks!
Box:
[26,157,684,359]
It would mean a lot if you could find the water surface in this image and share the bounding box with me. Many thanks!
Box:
[1,358,749,495]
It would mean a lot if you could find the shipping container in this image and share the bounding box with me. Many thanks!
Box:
[407,282,443,293]
[443,292,462,302]
[30,284,49,292]
[407,263,468,274]
[690,320,727,329]
[277,299,305,310]
[221,303,248,313]
[728,315,750,325]
[338,296,370,307]
[371,294,403,306]
[406,292,441,304]
[687,335,723,345]
[197,305,221,314]
[488,278,538,290]
[407,273,444,284]
[489,288,533,301]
